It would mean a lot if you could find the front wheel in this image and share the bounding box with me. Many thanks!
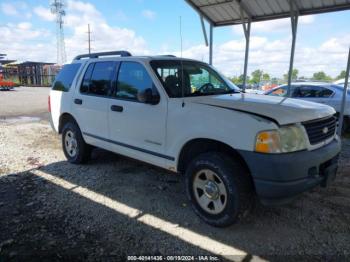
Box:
[185,152,254,227]
[62,121,91,164]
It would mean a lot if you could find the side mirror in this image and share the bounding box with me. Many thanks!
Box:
[137,88,160,105]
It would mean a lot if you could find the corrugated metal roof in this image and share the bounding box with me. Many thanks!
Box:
[185,0,350,26]
[10,61,55,66]
[0,60,16,65]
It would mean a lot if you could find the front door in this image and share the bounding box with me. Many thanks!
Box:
[108,61,169,166]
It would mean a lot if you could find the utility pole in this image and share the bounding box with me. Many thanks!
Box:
[87,24,91,54]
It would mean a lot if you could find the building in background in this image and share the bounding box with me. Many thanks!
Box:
[0,54,60,87]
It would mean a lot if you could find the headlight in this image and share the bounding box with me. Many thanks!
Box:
[255,125,307,153]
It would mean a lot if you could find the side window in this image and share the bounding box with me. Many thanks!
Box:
[318,87,333,98]
[80,63,94,94]
[116,62,155,102]
[52,63,81,92]
[297,86,317,98]
[80,62,116,96]
[89,62,115,96]
[269,86,288,97]
[296,86,333,98]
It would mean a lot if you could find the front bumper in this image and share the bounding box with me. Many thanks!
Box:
[239,138,341,205]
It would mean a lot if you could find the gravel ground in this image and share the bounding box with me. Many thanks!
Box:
[0,118,349,261]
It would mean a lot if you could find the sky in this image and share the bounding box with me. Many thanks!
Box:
[0,0,349,78]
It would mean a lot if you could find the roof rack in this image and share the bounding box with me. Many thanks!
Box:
[73,51,132,60]
[156,55,177,57]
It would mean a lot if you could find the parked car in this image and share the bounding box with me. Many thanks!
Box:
[49,51,341,227]
[244,88,265,95]
[265,82,350,132]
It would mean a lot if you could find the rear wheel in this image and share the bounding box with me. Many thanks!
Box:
[62,121,91,164]
[185,152,254,227]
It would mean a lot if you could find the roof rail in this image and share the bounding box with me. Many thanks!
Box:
[73,51,132,60]
[156,55,177,57]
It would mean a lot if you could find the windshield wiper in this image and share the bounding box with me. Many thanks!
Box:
[187,89,240,97]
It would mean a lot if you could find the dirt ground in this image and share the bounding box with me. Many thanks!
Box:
[0,87,350,261]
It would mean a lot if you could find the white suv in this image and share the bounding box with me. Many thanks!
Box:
[49,51,341,227]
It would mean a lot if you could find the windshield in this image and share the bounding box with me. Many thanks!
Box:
[150,60,240,97]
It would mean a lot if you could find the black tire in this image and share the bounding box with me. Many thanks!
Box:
[185,152,254,227]
[62,121,91,164]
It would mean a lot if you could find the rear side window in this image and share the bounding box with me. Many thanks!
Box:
[80,63,94,94]
[116,62,155,101]
[52,63,81,92]
[294,86,334,98]
[80,62,116,96]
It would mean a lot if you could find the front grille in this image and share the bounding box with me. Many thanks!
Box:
[302,116,337,145]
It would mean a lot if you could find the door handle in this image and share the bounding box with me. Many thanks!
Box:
[74,99,83,105]
[111,105,123,112]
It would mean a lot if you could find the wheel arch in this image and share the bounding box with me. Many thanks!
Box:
[58,113,79,134]
[177,138,251,176]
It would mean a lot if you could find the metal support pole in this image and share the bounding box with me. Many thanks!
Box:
[242,21,251,92]
[200,16,209,47]
[338,47,350,136]
[287,1,299,97]
[209,23,213,65]
[239,2,251,92]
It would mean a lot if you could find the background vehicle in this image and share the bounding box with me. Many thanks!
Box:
[50,51,341,227]
[334,78,349,86]
[265,82,350,132]
[244,88,265,95]
[0,73,15,90]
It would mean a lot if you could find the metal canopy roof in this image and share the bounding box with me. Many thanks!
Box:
[186,0,350,26]
[0,60,16,65]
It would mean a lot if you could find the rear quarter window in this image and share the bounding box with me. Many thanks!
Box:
[52,63,82,92]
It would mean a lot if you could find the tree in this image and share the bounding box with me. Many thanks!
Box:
[250,69,263,84]
[312,71,332,81]
[283,69,298,81]
[336,70,346,80]
[262,73,270,81]
[229,76,240,85]
[238,74,249,83]
[271,77,279,85]
[229,74,250,85]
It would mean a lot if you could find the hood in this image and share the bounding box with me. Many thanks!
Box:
[188,93,335,125]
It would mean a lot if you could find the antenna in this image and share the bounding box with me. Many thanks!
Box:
[180,16,183,59]
[87,24,92,54]
[51,0,66,65]
[180,16,185,107]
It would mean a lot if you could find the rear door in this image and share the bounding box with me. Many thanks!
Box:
[108,61,168,166]
[72,61,117,144]
[50,63,82,132]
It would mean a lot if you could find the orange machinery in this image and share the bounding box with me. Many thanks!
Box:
[0,73,15,90]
